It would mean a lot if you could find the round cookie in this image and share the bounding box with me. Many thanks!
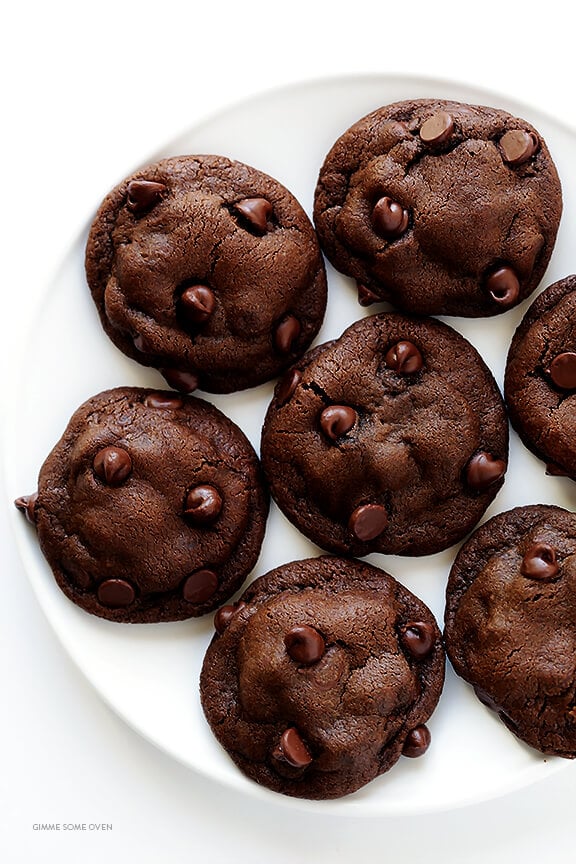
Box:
[314,98,562,317]
[505,275,576,478]
[14,387,268,622]
[85,155,327,393]
[200,556,445,799]
[260,313,508,557]
[444,505,576,758]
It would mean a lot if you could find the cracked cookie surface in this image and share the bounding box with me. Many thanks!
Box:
[85,155,327,393]
[314,99,562,316]
[444,505,576,758]
[505,275,576,478]
[200,556,445,799]
[15,387,268,622]
[260,313,508,556]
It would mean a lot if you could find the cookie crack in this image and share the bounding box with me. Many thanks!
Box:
[302,380,331,404]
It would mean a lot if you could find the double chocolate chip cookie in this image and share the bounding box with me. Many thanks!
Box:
[505,275,576,478]
[200,556,445,799]
[444,505,576,758]
[314,99,562,316]
[261,313,508,557]
[86,155,327,393]
[15,387,268,622]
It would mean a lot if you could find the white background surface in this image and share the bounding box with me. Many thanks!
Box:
[3,2,576,861]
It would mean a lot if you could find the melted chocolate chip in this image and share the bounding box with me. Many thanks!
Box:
[284,625,326,665]
[126,180,167,215]
[499,130,539,166]
[357,282,381,307]
[320,405,357,441]
[179,285,216,325]
[272,728,313,769]
[143,393,184,410]
[214,601,246,635]
[182,569,219,603]
[233,197,273,233]
[348,504,388,541]
[399,621,436,659]
[184,485,223,523]
[160,368,199,393]
[93,446,132,487]
[485,266,520,306]
[521,542,559,580]
[419,111,454,145]
[385,340,423,374]
[465,452,506,490]
[97,578,136,608]
[402,724,431,758]
[274,315,301,354]
[70,568,92,590]
[276,368,302,406]
[14,492,38,524]
[371,196,409,239]
[548,352,576,390]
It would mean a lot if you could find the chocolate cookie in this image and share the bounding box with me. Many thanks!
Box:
[444,505,576,758]
[200,556,445,799]
[314,99,562,316]
[15,387,268,622]
[85,155,327,393]
[260,313,508,557]
[505,275,576,478]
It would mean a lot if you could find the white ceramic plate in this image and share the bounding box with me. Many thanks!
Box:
[6,75,576,816]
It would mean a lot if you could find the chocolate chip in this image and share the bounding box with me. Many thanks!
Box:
[348,503,388,541]
[160,368,199,393]
[143,392,184,410]
[399,621,436,659]
[93,446,132,486]
[548,352,576,390]
[272,728,313,769]
[385,340,423,374]
[284,625,326,665]
[126,180,167,215]
[214,601,246,635]
[474,685,502,712]
[233,197,273,233]
[357,282,381,307]
[499,130,539,166]
[371,196,409,239]
[97,578,136,608]
[546,462,569,477]
[521,542,559,580]
[274,315,301,354]
[402,724,431,758]
[182,569,219,603]
[276,368,302,406]
[320,405,357,441]
[14,492,38,524]
[499,711,519,732]
[485,265,520,306]
[419,111,454,145]
[178,284,216,325]
[465,452,506,490]
[184,485,223,523]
